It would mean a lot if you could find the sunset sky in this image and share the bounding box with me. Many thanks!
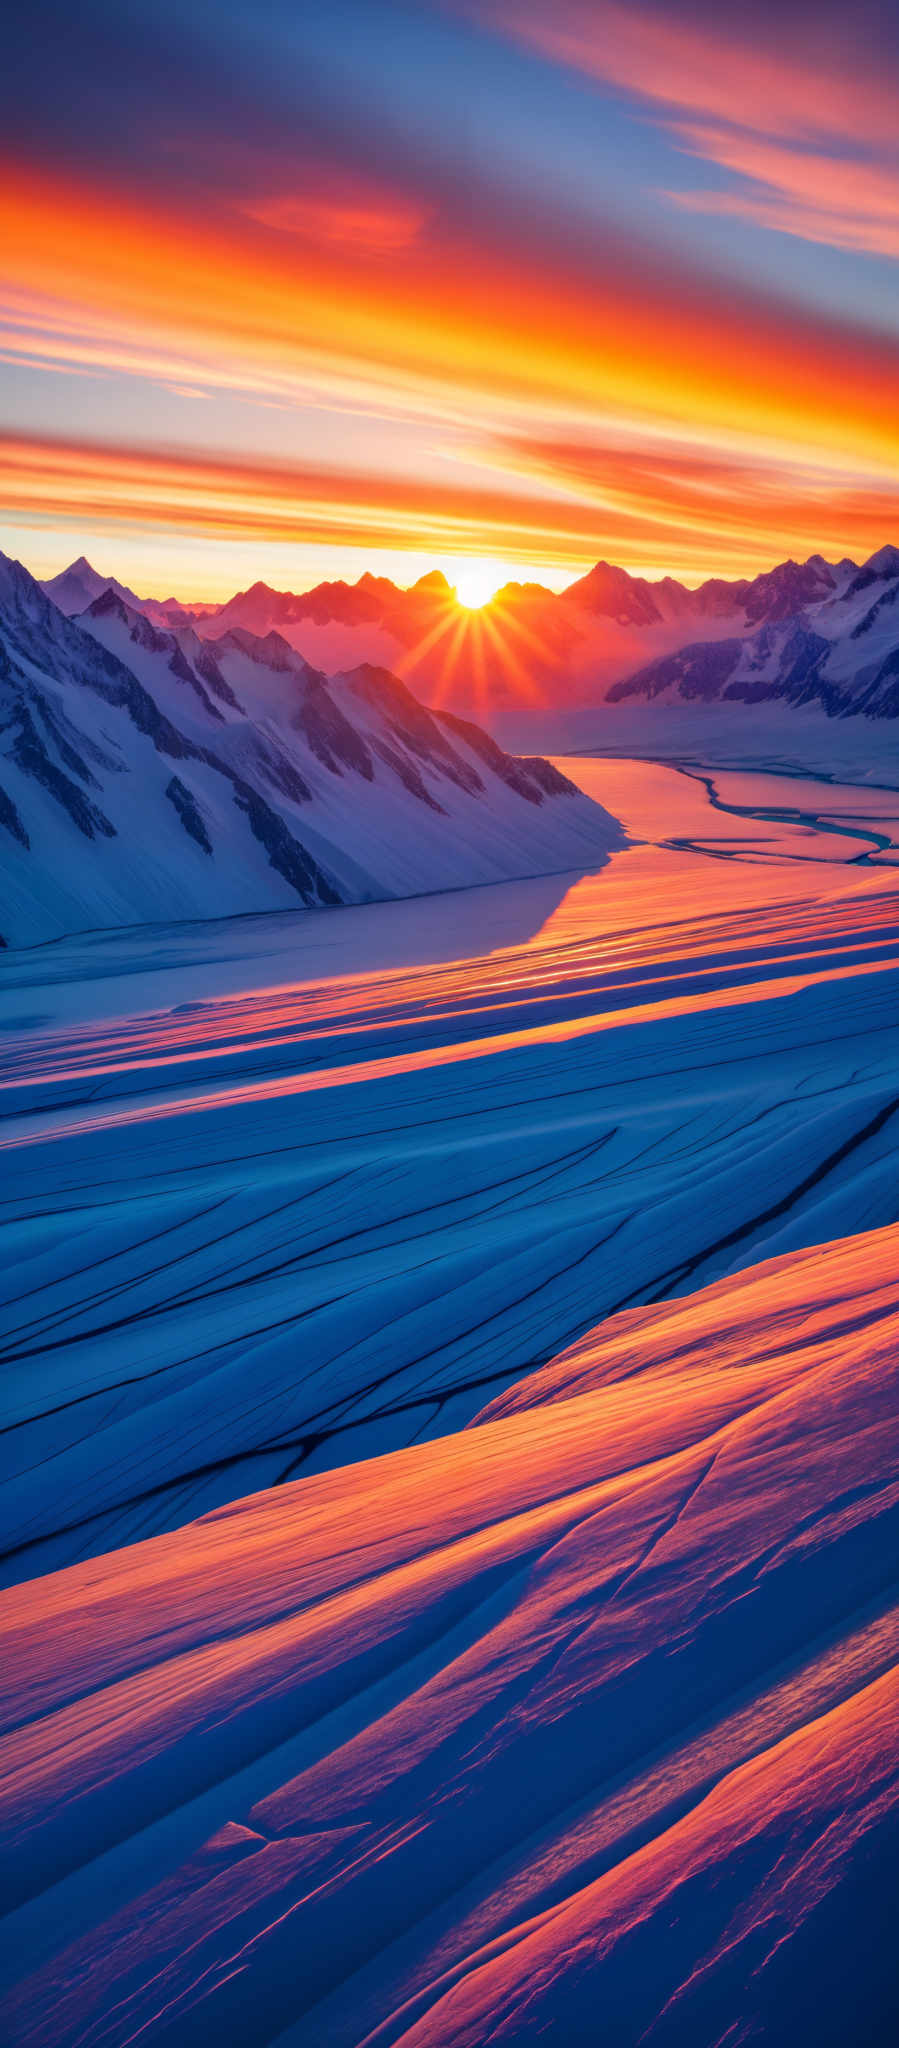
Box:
[3,0,899,597]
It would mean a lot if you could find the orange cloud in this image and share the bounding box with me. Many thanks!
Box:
[2,155,899,471]
[3,126,899,588]
[495,434,899,559]
[0,428,623,563]
[4,428,897,583]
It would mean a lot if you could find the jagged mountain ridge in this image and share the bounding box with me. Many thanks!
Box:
[47,549,862,637]
[609,546,899,719]
[0,554,623,947]
[36,550,876,706]
[38,556,187,628]
[34,545,899,736]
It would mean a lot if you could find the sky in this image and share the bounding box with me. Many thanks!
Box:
[3,0,899,598]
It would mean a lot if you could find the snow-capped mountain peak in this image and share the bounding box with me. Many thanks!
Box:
[862,543,899,579]
[39,556,143,618]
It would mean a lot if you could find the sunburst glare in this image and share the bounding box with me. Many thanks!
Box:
[454,562,502,609]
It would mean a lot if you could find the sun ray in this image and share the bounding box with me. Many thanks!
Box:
[477,605,545,705]
[395,599,460,680]
[429,609,474,709]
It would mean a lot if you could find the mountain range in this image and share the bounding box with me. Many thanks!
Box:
[0,553,622,947]
[11,539,899,946]
[38,545,899,737]
[610,546,899,720]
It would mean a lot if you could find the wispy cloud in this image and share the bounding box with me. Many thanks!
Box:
[665,128,899,260]
[481,0,899,261]
[5,427,896,583]
[490,429,899,567]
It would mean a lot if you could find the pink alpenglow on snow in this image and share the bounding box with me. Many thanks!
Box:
[1,1225,898,2045]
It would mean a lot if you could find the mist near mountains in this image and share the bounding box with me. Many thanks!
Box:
[39,544,899,744]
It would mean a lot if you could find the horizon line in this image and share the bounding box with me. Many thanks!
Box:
[16,537,898,613]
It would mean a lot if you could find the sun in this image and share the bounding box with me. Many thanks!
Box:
[454,562,500,610]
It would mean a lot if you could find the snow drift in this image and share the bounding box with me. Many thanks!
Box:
[1,1224,897,2045]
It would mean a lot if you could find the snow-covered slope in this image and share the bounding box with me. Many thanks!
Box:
[609,545,899,720]
[0,555,623,946]
[2,1224,897,2046]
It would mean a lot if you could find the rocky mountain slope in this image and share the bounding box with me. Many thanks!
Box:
[610,546,899,719]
